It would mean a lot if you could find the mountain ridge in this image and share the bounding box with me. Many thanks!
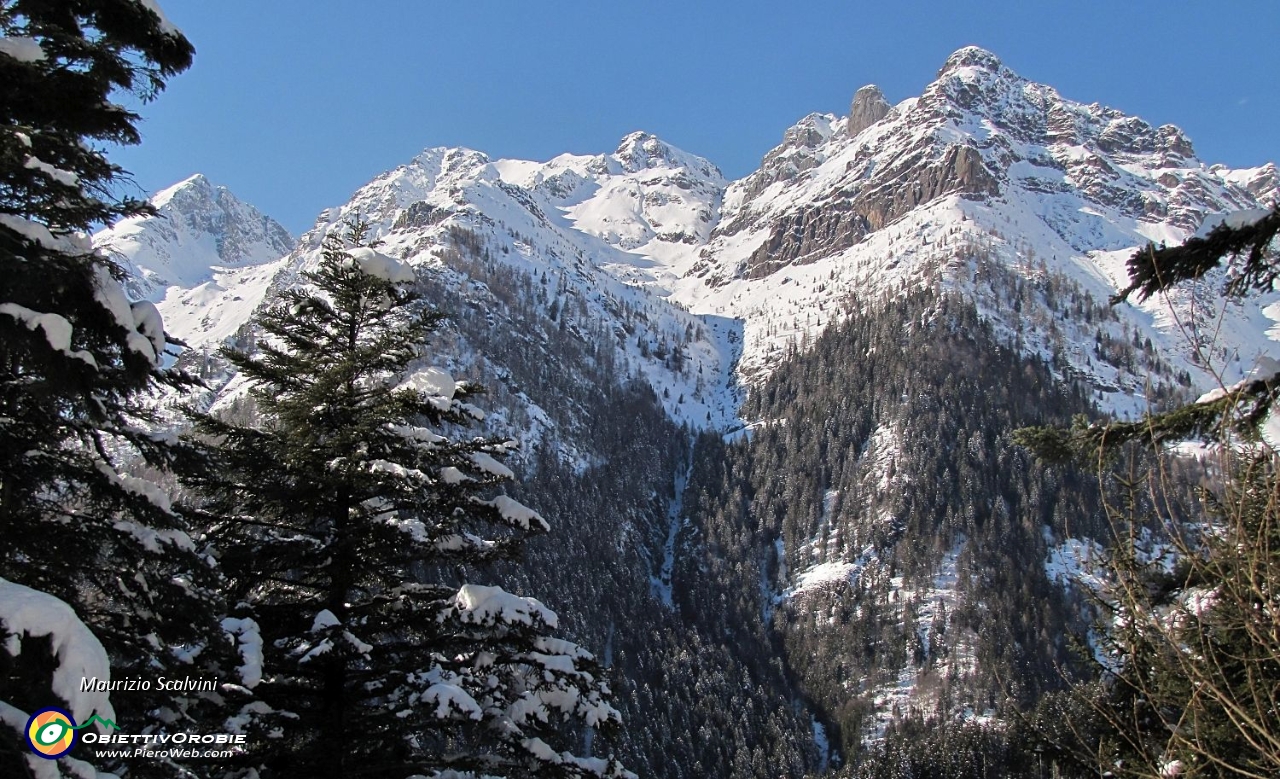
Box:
[104,46,1280,439]
[108,47,1279,428]
[97,46,1280,774]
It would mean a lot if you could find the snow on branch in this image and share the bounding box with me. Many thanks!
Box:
[344,247,415,284]
[24,155,79,187]
[92,266,163,366]
[468,451,514,480]
[133,0,184,37]
[397,366,472,412]
[386,423,447,446]
[470,495,549,532]
[93,459,178,516]
[0,36,46,62]
[445,584,558,629]
[0,578,115,724]
[0,214,92,254]
[0,303,97,366]
[421,683,482,721]
[221,617,264,688]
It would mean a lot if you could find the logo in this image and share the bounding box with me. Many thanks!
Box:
[25,708,77,759]
[24,709,119,759]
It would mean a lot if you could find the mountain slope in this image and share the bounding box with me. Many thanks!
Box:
[93,174,295,348]
[112,45,1280,777]
[246,137,739,438]
[174,48,1278,429]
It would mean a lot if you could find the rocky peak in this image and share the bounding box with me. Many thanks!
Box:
[92,175,295,348]
[613,131,723,181]
[1210,163,1280,207]
[782,113,837,151]
[847,84,893,137]
[1157,124,1195,159]
[936,46,1005,79]
[716,45,1245,282]
[1246,164,1280,205]
[614,131,678,172]
[134,174,294,271]
[736,114,839,202]
[151,173,215,210]
[917,49,1040,142]
[407,146,493,186]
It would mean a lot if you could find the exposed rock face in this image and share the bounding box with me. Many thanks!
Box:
[1158,124,1196,159]
[744,143,998,278]
[858,143,1000,224]
[847,84,892,137]
[741,113,839,201]
[91,175,296,348]
[698,45,1270,285]
[1239,164,1280,206]
[745,203,872,278]
[614,131,722,181]
[1093,119,1193,159]
[392,200,451,231]
[147,174,294,273]
[95,174,294,294]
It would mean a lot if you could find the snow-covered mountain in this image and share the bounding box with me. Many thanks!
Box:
[653,46,1279,408]
[138,49,1278,432]
[107,47,1279,765]
[93,174,295,348]
[195,46,1276,431]
[230,134,742,444]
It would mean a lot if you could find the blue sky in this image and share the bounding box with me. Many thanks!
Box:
[114,1,1280,235]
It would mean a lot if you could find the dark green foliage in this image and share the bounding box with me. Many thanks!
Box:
[1115,208,1280,304]
[0,0,193,231]
[1046,454,1280,779]
[0,4,226,777]
[188,226,628,779]
[839,717,1031,779]
[672,280,1106,764]
[1026,207,1280,464]
[420,227,820,778]
[1015,376,1280,465]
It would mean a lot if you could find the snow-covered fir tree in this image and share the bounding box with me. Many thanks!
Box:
[1,3,229,778]
[189,223,632,779]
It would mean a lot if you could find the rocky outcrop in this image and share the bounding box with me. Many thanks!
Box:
[700,45,1271,285]
[1237,164,1280,206]
[1092,116,1196,162]
[739,114,839,201]
[847,85,892,137]
[936,45,1006,78]
[96,174,295,296]
[392,200,451,231]
[614,131,723,181]
[1158,124,1195,159]
[744,143,998,278]
[860,143,1000,224]
[745,202,872,278]
[153,174,294,268]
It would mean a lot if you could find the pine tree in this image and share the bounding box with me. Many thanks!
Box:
[1,3,226,778]
[189,224,631,779]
